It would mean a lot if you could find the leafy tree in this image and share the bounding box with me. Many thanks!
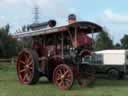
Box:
[5,24,10,32]
[0,25,20,58]
[121,34,128,49]
[114,43,121,49]
[95,31,114,51]
[22,25,26,32]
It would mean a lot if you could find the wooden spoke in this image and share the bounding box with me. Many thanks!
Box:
[17,49,40,85]
[28,72,32,80]
[26,74,31,81]
[57,69,63,75]
[53,64,74,90]
[64,70,69,76]
[19,60,26,65]
[65,78,71,83]
[24,54,29,63]
[28,66,33,70]
[59,80,64,87]
[26,56,32,64]
[56,77,61,81]
[23,73,28,81]
[65,72,71,78]
[64,80,70,86]
[28,60,32,66]
[20,69,26,73]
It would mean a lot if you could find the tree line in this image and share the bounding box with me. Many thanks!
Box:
[95,29,128,50]
[0,25,20,58]
[0,24,128,58]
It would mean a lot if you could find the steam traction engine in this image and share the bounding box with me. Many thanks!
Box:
[15,20,102,90]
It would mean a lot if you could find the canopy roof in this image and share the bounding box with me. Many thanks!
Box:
[15,21,103,38]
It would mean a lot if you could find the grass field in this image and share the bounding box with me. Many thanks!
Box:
[0,64,128,96]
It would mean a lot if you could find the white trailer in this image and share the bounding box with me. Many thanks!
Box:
[92,50,128,79]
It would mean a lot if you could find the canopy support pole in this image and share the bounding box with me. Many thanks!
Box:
[61,32,64,59]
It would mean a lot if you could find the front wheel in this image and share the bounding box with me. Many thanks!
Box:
[53,64,74,90]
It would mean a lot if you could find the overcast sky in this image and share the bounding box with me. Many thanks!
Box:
[0,0,128,43]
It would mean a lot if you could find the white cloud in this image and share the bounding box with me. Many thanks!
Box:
[96,9,128,43]
[104,9,128,24]
[0,16,8,27]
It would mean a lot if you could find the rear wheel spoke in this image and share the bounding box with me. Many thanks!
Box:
[19,60,26,65]
[28,72,32,79]
[25,55,29,63]
[23,74,28,81]
[28,60,32,66]
[26,74,31,81]
[28,66,33,70]
[20,69,26,73]
[27,56,32,65]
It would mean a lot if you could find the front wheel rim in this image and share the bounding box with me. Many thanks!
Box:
[53,64,74,90]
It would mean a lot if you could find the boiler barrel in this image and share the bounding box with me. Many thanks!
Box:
[29,20,56,30]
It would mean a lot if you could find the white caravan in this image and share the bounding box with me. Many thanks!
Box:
[84,50,128,79]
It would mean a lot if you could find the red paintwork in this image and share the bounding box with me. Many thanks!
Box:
[72,32,93,48]
[32,44,48,57]
[79,50,91,57]
[50,56,64,66]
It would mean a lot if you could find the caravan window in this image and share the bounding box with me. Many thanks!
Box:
[92,54,103,64]
[82,55,92,64]
[82,54,103,64]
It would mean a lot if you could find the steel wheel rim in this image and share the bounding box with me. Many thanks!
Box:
[17,50,33,84]
[53,64,73,90]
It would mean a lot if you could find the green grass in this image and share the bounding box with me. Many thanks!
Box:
[0,64,128,96]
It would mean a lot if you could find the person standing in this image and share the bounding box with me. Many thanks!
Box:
[68,14,77,24]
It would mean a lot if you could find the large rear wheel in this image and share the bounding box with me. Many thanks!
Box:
[16,49,40,85]
[53,64,74,90]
